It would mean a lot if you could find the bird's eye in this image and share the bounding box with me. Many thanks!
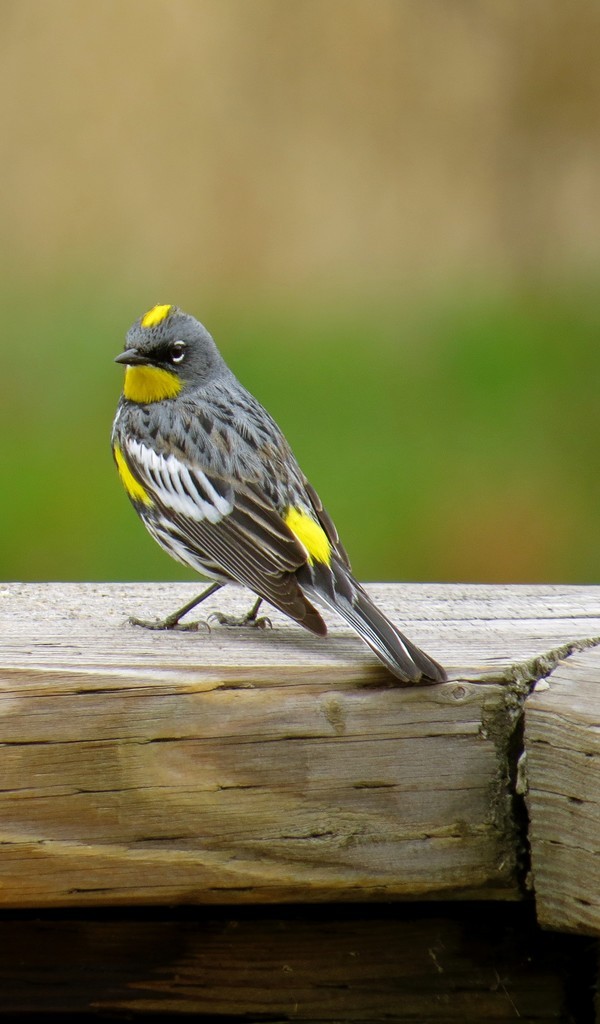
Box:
[169,341,186,364]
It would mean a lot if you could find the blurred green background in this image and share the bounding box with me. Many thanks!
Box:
[2,1,599,585]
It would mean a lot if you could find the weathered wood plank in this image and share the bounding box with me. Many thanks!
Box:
[0,905,589,1021]
[0,583,599,908]
[525,646,600,936]
[3,581,600,681]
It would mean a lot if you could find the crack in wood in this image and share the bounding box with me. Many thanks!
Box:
[482,632,600,899]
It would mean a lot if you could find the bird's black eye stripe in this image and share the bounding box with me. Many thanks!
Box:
[169,340,186,364]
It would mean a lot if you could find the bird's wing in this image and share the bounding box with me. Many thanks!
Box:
[121,438,327,634]
[303,479,351,569]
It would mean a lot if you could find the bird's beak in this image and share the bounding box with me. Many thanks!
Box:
[114,348,148,366]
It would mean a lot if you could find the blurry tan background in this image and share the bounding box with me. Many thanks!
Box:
[1,0,599,584]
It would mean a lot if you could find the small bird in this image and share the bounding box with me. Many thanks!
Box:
[111,304,446,684]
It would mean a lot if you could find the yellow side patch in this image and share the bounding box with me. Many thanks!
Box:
[141,303,173,328]
[113,446,152,506]
[285,507,332,566]
[123,364,182,403]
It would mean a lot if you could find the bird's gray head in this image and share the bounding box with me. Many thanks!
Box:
[115,304,227,403]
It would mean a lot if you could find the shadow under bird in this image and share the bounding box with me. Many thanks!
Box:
[111,303,446,684]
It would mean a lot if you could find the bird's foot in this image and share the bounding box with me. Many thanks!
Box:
[128,614,210,633]
[208,610,272,631]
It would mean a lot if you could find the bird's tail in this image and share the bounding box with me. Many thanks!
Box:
[300,560,446,684]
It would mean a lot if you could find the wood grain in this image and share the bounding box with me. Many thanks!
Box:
[1,582,599,908]
[525,645,600,936]
[0,904,589,1021]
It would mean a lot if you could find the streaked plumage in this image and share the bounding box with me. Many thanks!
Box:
[111,304,446,684]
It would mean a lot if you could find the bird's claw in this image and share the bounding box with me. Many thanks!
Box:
[208,611,272,630]
[128,615,210,633]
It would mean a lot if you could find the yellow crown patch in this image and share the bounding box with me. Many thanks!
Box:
[141,303,173,328]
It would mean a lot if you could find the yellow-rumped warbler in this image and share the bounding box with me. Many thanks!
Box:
[111,303,446,684]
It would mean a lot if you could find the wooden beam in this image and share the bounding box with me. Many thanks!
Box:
[1,582,599,909]
[525,646,600,936]
[0,904,591,1020]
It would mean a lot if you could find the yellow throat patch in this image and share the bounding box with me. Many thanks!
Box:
[113,445,152,506]
[285,507,332,565]
[141,303,173,328]
[123,364,182,403]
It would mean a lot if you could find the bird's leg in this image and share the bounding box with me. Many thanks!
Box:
[129,581,224,631]
[209,596,272,630]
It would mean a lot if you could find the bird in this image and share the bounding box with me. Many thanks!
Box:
[111,303,446,684]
